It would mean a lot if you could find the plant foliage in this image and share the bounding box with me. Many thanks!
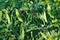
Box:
[0,0,60,40]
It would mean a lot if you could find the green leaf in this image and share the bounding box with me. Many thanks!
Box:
[16,9,23,22]
[47,4,54,18]
[40,32,47,39]
[47,36,54,40]
[0,11,2,21]
[43,11,47,22]
[5,9,11,24]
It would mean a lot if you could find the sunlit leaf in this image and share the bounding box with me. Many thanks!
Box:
[47,4,54,18]
[47,36,54,40]
[16,9,23,22]
[43,11,47,22]
[40,32,47,39]
[0,11,2,21]
[52,19,58,23]
[5,9,11,24]
[45,0,49,3]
